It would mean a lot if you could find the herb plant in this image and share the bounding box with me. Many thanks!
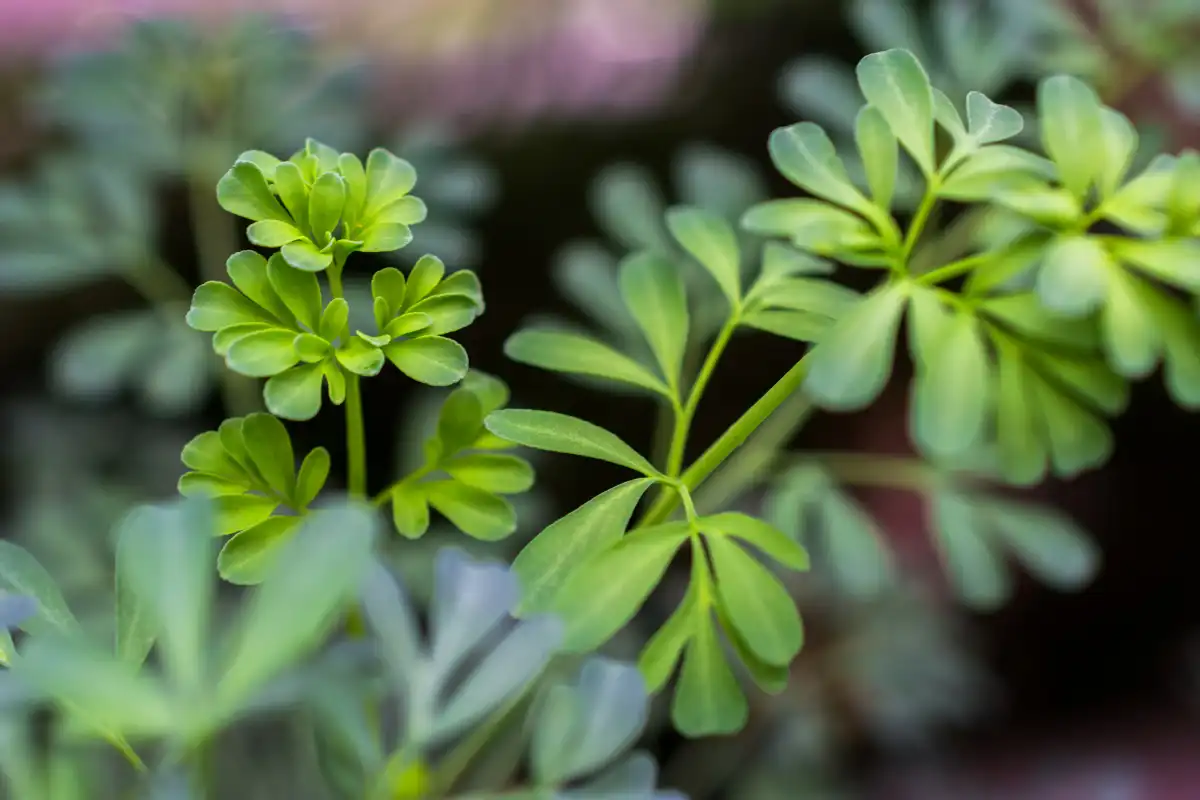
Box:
[0,43,1197,799]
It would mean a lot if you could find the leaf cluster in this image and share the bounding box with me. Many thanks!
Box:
[384,372,535,542]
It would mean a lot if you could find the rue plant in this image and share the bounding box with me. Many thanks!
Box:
[0,46,1198,798]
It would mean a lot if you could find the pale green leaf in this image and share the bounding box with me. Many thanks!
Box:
[385,337,468,386]
[618,252,689,390]
[665,206,741,305]
[855,105,898,209]
[855,49,935,175]
[425,481,516,541]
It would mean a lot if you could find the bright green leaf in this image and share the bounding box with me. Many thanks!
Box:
[424,481,516,541]
[264,364,326,421]
[503,329,669,396]
[551,523,688,652]
[1036,236,1112,317]
[444,454,535,494]
[218,517,303,586]
[707,534,803,665]
[385,337,468,386]
[672,618,747,737]
[513,479,656,615]
[484,410,658,476]
[618,252,689,390]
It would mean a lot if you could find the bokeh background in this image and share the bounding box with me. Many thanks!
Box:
[2,0,1200,797]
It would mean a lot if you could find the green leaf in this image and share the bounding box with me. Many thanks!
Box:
[437,387,486,455]
[217,517,303,586]
[995,348,1049,485]
[385,337,468,386]
[984,499,1100,590]
[320,297,350,342]
[804,283,907,411]
[1101,269,1162,377]
[13,637,175,738]
[513,479,656,615]
[816,490,893,596]
[618,252,689,390]
[295,447,331,508]
[225,329,300,377]
[699,513,809,571]
[742,309,831,342]
[965,91,1025,145]
[638,582,698,692]
[1111,239,1200,292]
[424,481,516,541]
[444,454,535,494]
[324,360,347,405]
[241,413,296,499]
[930,492,1010,610]
[1036,236,1112,317]
[186,281,274,331]
[672,619,747,737]
[551,524,688,652]
[114,519,156,666]
[217,160,290,223]
[247,220,305,248]
[293,333,330,363]
[707,534,803,665]
[336,339,385,377]
[282,240,334,273]
[503,329,669,396]
[407,294,480,337]
[767,122,872,213]
[181,430,245,481]
[932,88,968,141]
[855,105,898,209]
[264,364,325,421]
[219,503,377,704]
[116,501,215,691]
[225,250,294,325]
[665,206,741,305]
[308,172,347,243]
[912,312,991,458]
[855,49,935,175]
[360,223,413,253]
[405,255,445,306]
[1029,372,1112,478]
[376,197,427,226]
[267,254,323,330]
[0,542,77,636]
[273,162,310,233]
[371,267,406,316]
[939,146,1056,201]
[363,149,417,221]
[213,494,277,536]
[1096,108,1137,199]
[484,410,659,476]
[337,152,367,227]
[390,483,430,539]
[742,200,876,253]
[1037,75,1104,200]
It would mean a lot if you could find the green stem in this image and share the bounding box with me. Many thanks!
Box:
[915,252,993,286]
[901,180,940,264]
[794,451,942,491]
[325,263,368,499]
[693,390,815,515]
[186,164,261,416]
[638,353,813,528]
[122,258,194,309]
[665,313,739,477]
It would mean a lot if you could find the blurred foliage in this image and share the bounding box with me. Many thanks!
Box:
[0,500,676,799]
[0,15,495,418]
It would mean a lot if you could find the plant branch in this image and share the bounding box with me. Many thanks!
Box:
[326,263,367,499]
[693,389,815,515]
[665,312,739,477]
[637,353,813,527]
[901,180,940,264]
